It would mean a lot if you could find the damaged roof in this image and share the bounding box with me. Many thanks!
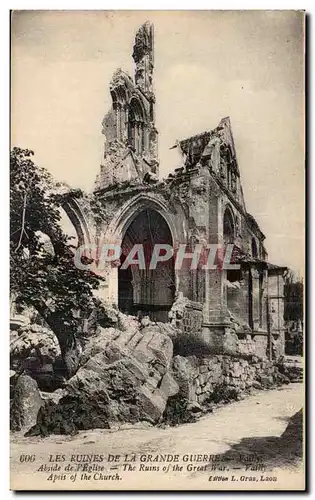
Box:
[232,246,287,273]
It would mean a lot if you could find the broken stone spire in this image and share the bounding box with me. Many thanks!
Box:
[95,22,158,191]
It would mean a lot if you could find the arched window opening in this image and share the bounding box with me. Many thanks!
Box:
[251,237,258,258]
[128,98,145,154]
[231,172,237,193]
[111,91,122,142]
[223,207,235,244]
[128,105,136,149]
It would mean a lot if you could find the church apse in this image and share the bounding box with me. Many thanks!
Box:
[90,21,287,360]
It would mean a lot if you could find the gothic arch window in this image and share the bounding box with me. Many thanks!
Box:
[251,237,258,258]
[223,207,235,244]
[111,90,121,141]
[128,98,145,154]
[117,87,127,141]
[231,171,237,194]
[118,208,175,322]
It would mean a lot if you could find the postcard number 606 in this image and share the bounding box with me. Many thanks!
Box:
[19,454,36,463]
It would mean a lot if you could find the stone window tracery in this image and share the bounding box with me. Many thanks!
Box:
[223,207,235,244]
[128,98,145,154]
[251,237,258,258]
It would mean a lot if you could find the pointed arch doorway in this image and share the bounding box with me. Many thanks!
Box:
[118,208,175,322]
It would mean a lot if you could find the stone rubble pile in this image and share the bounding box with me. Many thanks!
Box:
[10,324,65,391]
[10,307,301,436]
[10,374,44,433]
[24,310,180,436]
[276,356,303,383]
[162,353,293,427]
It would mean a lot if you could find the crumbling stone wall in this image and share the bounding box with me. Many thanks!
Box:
[226,276,250,326]
[272,332,286,360]
[169,294,203,335]
[10,306,298,436]
[24,312,180,436]
[10,324,64,391]
[223,330,268,359]
[172,353,289,408]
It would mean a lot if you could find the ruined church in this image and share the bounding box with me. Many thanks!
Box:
[66,22,286,359]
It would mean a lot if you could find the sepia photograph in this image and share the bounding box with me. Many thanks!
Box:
[9,10,305,491]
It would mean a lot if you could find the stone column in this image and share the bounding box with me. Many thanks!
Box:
[260,269,269,331]
[115,104,121,141]
[135,122,140,154]
[201,195,229,349]
[207,268,227,323]
[267,271,286,359]
[94,264,118,305]
[120,106,127,142]
[143,124,149,152]
[251,267,261,331]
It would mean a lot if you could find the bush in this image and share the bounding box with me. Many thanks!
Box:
[163,395,197,426]
[26,394,110,437]
[204,383,240,404]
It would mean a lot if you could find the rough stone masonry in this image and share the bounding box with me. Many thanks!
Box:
[11,309,298,436]
[10,22,296,436]
[59,21,287,360]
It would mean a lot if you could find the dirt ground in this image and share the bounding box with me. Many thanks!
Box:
[10,383,305,491]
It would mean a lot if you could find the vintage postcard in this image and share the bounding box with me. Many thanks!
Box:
[10,10,305,491]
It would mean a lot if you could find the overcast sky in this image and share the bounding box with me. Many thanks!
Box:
[11,10,304,275]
